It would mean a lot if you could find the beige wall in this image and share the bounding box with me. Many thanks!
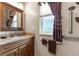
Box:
[24,2,40,55]
[62,2,79,38]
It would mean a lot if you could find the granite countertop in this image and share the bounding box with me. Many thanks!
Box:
[0,34,34,46]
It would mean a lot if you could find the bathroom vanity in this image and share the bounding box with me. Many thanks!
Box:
[0,2,35,56]
[0,33,34,56]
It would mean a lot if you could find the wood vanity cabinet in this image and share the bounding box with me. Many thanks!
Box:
[1,37,34,56]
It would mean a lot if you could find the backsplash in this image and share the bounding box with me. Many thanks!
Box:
[0,31,24,37]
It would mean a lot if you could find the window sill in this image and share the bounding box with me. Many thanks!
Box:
[40,33,53,36]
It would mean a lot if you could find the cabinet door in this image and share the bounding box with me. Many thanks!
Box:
[18,42,34,56]
[26,42,34,56]
[18,39,34,56]
[29,39,34,56]
[18,44,27,56]
[26,43,33,56]
[31,39,34,56]
[2,48,18,56]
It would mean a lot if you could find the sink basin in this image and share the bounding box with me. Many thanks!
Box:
[0,37,7,39]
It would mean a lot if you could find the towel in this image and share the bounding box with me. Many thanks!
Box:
[48,40,56,55]
[41,38,47,45]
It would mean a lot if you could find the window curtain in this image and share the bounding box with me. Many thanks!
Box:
[48,2,62,42]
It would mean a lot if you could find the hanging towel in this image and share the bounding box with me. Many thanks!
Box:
[48,40,56,55]
[41,38,47,45]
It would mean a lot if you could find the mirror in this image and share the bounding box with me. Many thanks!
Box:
[1,3,23,31]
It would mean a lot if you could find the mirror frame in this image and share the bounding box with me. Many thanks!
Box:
[1,2,24,31]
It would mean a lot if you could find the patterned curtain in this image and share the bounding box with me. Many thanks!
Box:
[48,2,62,42]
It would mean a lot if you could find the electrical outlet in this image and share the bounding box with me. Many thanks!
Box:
[32,27,35,32]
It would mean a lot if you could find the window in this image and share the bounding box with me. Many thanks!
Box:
[40,3,54,35]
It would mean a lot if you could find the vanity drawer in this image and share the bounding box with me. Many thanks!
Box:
[1,48,18,56]
[1,39,27,54]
